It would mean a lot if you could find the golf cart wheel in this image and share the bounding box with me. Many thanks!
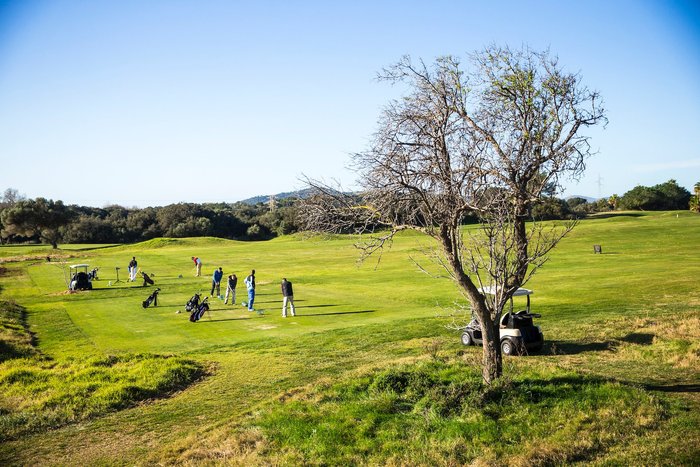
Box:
[501,338,518,356]
[461,332,473,346]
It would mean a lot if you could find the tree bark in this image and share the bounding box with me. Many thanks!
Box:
[438,222,502,382]
[481,320,501,383]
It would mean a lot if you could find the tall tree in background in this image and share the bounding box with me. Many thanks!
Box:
[301,46,606,383]
[691,182,700,213]
[0,198,72,248]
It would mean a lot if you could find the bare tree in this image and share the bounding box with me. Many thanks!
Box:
[300,46,606,383]
[1,188,25,208]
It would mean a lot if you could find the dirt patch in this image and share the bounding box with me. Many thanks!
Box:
[0,266,15,277]
[0,254,77,264]
[632,315,700,340]
[49,290,78,296]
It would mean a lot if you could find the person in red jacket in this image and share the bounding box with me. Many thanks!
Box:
[191,256,202,277]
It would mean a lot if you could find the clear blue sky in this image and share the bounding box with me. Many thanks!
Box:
[1,0,699,207]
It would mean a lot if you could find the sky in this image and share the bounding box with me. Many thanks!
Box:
[0,0,699,207]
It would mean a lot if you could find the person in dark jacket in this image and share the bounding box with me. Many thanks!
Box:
[281,278,295,317]
[211,267,223,296]
[128,257,138,282]
[224,273,237,305]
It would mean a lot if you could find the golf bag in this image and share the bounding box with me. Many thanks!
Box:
[88,267,99,280]
[189,297,210,322]
[141,271,155,287]
[142,288,160,308]
[185,293,201,313]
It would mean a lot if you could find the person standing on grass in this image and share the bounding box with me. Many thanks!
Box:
[224,273,237,305]
[211,267,223,297]
[281,278,296,317]
[244,269,256,311]
[128,256,138,282]
[192,256,202,277]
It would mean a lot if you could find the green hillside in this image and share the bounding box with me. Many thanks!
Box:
[0,212,698,465]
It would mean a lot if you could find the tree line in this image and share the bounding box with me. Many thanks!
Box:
[0,178,696,248]
[0,189,300,247]
[534,179,694,219]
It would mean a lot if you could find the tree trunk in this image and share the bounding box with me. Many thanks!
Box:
[438,223,503,384]
[480,307,502,383]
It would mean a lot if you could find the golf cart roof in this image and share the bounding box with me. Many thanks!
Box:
[479,286,533,296]
[69,264,90,269]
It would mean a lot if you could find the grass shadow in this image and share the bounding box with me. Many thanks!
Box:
[299,309,375,317]
[197,317,252,323]
[66,244,122,251]
[548,340,617,355]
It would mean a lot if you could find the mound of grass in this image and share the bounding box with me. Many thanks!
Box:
[0,300,36,362]
[0,300,206,441]
[253,360,666,465]
[0,353,206,441]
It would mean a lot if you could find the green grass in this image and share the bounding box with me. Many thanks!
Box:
[0,211,698,465]
[0,300,36,362]
[0,352,206,441]
[254,361,667,465]
[0,300,205,442]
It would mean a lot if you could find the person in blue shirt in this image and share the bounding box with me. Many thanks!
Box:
[211,267,223,297]
[244,270,256,311]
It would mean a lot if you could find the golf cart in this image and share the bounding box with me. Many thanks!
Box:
[69,264,93,291]
[461,286,544,356]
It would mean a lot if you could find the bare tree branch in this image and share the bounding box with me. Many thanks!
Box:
[299,46,606,384]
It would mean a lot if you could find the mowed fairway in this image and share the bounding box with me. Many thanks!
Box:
[1,211,699,465]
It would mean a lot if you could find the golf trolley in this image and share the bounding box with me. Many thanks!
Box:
[142,288,160,308]
[461,287,544,356]
[189,296,210,322]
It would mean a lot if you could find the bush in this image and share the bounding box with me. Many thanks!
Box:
[619,180,691,211]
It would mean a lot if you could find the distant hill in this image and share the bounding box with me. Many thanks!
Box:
[565,195,598,203]
[238,188,318,205]
[240,191,600,205]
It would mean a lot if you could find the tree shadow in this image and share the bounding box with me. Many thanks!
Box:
[643,383,700,393]
[620,332,654,345]
[589,212,645,219]
[547,340,617,355]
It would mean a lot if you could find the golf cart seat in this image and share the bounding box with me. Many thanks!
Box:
[502,310,540,329]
